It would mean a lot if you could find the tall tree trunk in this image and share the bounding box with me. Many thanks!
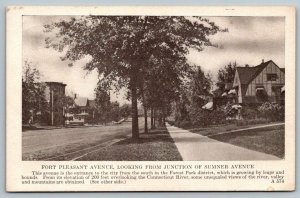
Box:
[158,109,163,127]
[153,108,156,129]
[131,85,139,139]
[144,105,148,133]
[150,106,154,129]
[162,107,166,126]
[142,92,148,133]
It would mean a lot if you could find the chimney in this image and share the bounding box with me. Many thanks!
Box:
[74,94,77,99]
[262,59,264,63]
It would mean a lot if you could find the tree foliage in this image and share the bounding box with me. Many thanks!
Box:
[45,16,225,138]
[214,62,237,96]
[94,80,111,124]
[174,66,213,123]
[22,61,47,124]
[188,66,212,108]
[119,103,131,118]
[94,80,131,124]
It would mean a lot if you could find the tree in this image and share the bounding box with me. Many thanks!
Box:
[119,103,131,118]
[187,67,216,126]
[22,61,47,124]
[174,85,191,123]
[142,56,187,129]
[174,66,212,122]
[45,16,224,138]
[94,80,111,125]
[61,95,75,115]
[173,65,213,126]
[214,62,237,96]
[110,101,121,122]
[188,66,213,108]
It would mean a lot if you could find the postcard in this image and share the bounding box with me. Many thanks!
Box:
[6,6,295,191]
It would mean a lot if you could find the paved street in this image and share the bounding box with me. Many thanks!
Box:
[166,124,280,161]
[23,120,282,161]
[22,119,144,160]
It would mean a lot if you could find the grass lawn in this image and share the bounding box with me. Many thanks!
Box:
[76,127,183,161]
[209,125,285,158]
[188,122,282,136]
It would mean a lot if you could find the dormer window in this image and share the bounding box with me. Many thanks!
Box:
[267,73,277,81]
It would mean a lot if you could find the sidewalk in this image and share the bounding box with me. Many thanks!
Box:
[166,124,280,161]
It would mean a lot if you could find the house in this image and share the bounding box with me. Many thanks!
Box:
[231,60,285,106]
[73,97,96,113]
[67,96,97,124]
[74,96,89,114]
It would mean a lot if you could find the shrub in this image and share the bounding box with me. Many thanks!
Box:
[179,120,193,128]
[209,109,227,125]
[189,108,226,127]
[168,120,175,126]
[174,120,179,127]
[242,107,257,120]
[223,103,239,119]
[258,102,284,122]
[236,120,248,126]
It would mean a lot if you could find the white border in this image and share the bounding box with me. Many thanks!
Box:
[6,6,296,191]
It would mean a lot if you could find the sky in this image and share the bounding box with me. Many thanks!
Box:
[23,16,285,101]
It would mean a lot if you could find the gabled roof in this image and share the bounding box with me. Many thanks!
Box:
[236,60,273,85]
[236,60,285,98]
[74,97,88,107]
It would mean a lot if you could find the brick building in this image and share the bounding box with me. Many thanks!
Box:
[44,82,66,125]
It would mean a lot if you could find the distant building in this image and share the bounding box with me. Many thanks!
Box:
[232,60,285,105]
[74,96,89,114]
[44,82,66,125]
[67,96,97,125]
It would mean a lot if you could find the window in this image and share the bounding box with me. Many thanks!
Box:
[267,74,278,81]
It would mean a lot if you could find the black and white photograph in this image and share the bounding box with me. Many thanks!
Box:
[21,15,286,161]
[6,5,296,192]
